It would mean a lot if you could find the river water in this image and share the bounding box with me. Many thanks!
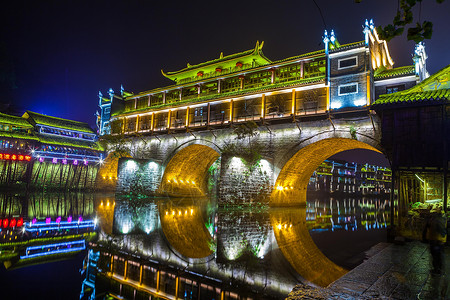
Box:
[0,192,389,299]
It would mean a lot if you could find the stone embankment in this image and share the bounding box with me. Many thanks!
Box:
[287,241,449,299]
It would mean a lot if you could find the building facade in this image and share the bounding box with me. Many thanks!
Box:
[98,19,428,137]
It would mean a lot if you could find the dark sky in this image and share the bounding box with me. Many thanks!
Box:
[1,0,449,128]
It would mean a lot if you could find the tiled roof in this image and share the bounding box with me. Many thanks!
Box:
[37,134,103,151]
[0,112,33,128]
[374,65,415,80]
[373,64,450,106]
[23,111,95,134]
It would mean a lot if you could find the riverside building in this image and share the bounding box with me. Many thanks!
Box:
[98,19,428,136]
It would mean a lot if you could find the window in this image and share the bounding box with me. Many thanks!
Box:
[338,83,358,95]
[338,56,358,70]
[386,84,405,94]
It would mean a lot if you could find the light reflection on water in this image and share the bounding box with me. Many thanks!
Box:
[0,192,389,299]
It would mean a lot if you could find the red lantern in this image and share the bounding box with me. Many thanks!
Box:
[4,154,10,160]
[10,218,16,227]
[11,155,17,160]
[197,71,204,77]
[17,218,24,227]
[215,67,222,73]
[18,155,24,161]
[25,155,31,161]
[3,219,8,228]
[236,62,243,68]
[0,154,3,159]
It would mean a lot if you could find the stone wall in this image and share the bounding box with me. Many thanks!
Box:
[106,114,382,205]
[116,158,163,195]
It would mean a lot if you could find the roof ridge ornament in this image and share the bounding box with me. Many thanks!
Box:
[363,19,371,45]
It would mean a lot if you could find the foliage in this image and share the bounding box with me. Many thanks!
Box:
[233,121,259,141]
[357,0,446,42]
[350,125,357,140]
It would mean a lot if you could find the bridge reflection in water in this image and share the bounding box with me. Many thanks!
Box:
[83,193,389,299]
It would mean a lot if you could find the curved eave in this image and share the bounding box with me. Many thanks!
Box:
[162,41,272,83]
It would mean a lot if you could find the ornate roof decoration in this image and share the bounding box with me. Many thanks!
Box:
[22,111,96,134]
[161,41,272,84]
[373,64,450,106]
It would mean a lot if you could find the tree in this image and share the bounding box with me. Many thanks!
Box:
[356,0,446,42]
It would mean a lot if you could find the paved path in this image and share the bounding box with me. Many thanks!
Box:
[287,241,449,299]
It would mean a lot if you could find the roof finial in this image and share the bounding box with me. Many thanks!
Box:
[219,52,223,59]
[369,19,374,30]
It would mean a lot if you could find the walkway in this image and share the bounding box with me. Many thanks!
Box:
[287,241,449,299]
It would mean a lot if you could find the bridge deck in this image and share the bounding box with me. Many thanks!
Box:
[287,241,449,299]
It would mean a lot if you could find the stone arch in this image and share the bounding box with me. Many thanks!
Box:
[271,137,381,206]
[159,142,221,197]
[96,150,132,191]
[158,200,215,259]
[270,208,347,286]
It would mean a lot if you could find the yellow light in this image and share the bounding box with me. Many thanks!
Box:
[190,209,193,215]
[172,210,175,215]
[103,176,106,179]
[277,224,282,230]
[276,186,284,191]
[178,211,181,216]
[290,224,292,228]
[109,177,112,180]
[174,179,178,183]
[290,186,293,189]
[186,180,190,183]
[168,180,171,183]
[113,202,115,206]
[100,201,103,206]
[107,201,110,207]
[185,210,187,215]
[165,211,168,215]
[191,181,195,185]
[284,224,287,229]
[284,187,289,190]
[180,179,184,183]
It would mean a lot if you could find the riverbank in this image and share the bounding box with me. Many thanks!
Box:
[287,241,449,299]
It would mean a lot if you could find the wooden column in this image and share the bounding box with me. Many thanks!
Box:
[150,113,154,131]
[124,260,128,279]
[207,103,211,126]
[167,110,171,129]
[122,118,126,134]
[186,107,190,128]
[300,61,304,78]
[135,115,139,132]
[218,79,221,93]
[134,98,137,109]
[229,100,234,123]
[139,265,143,285]
[163,92,166,104]
[291,89,296,115]
[148,95,151,107]
[261,94,266,119]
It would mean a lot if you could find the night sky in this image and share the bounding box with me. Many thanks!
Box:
[1,0,449,128]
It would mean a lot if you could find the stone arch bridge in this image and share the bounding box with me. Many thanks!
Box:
[98,112,382,207]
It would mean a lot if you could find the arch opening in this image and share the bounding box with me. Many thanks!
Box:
[159,144,220,197]
[271,138,381,206]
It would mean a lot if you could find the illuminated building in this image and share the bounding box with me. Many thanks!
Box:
[99,19,427,136]
[373,63,450,237]
[0,111,103,188]
[308,159,391,195]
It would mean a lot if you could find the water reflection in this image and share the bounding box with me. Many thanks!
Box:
[0,192,390,299]
[0,192,96,271]
[83,194,390,299]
